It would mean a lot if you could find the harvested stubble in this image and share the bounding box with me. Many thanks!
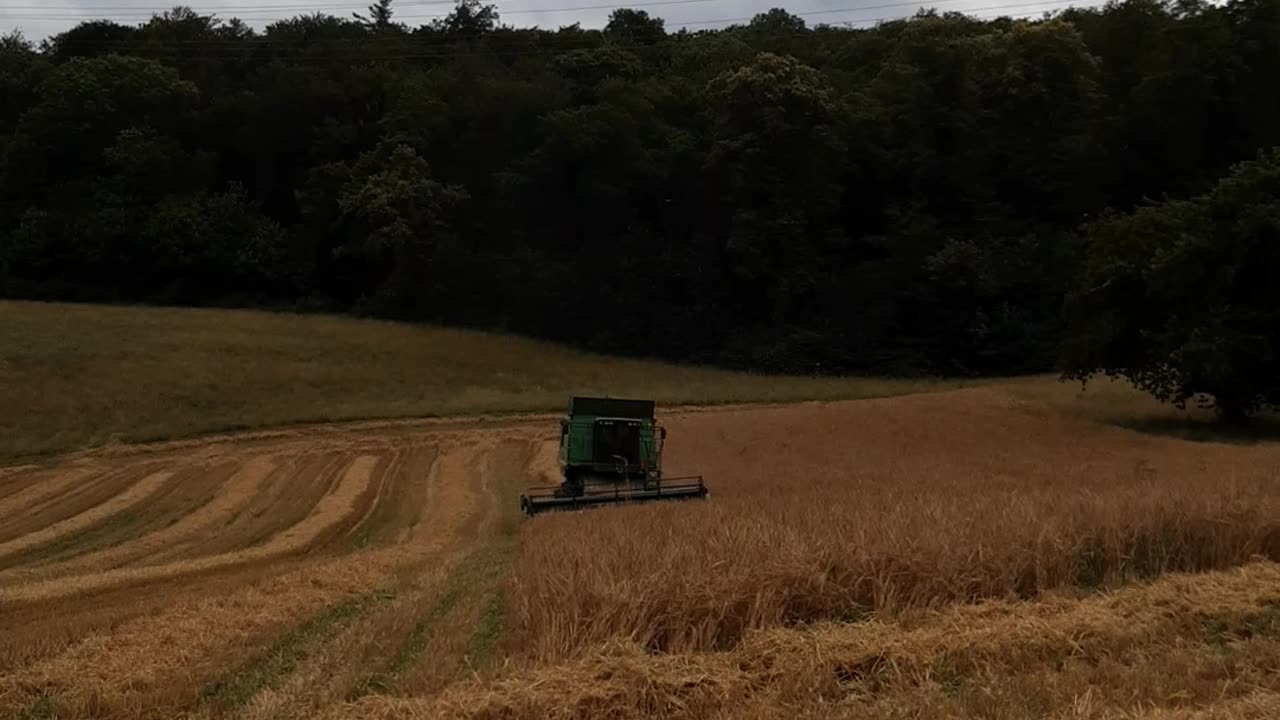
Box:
[0,425,535,720]
[510,386,1280,659]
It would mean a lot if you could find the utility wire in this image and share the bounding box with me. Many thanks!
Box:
[3,0,1098,22]
[5,0,463,11]
[679,0,1083,25]
[6,0,716,19]
[20,2,1100,61]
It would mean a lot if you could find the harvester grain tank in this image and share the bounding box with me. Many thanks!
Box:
[519,397,708,516]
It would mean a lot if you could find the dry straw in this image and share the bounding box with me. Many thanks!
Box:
[511,387,1280,659]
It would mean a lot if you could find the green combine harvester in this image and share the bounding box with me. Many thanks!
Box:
[520,397,708,516]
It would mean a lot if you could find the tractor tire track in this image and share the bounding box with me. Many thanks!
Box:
[0,415,550,717]
[0,464,149,544]
[99,456,278,569]
[0,421,530,720]
[222,435,535,718]
[0,469,173,565]
[0,466,100,524]
[0,454,380,603]
[194,452,349,557]
[0,462,239,579]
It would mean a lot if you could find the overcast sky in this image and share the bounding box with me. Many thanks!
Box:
[1,0,1091,41]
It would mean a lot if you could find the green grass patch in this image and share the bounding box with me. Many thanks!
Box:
[0,300,975,463]
[1200,603,1280,648]
[199,592,390,711]
[465,589,507,674]
[350,540,517,698]
[351,475,524,700]
[460,529,520,677]
[17,693,57,720]
[348,584,468,699]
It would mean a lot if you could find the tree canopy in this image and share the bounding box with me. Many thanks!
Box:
[1,0,1279,387]
[1063,148,1280,418]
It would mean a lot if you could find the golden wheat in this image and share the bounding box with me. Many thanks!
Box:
[329,561,1280,720]
[511,386,1280,658]
[2,347,1277,720]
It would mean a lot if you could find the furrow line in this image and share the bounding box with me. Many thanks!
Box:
[0,470,173,564]
[0,455,380,604]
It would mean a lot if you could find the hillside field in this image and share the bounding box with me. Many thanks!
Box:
[0,303,1277,719]
[0,301,968,461]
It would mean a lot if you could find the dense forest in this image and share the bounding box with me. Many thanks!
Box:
[1,0,1279,378]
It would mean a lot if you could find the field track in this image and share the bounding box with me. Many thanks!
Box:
[0,416,556,719]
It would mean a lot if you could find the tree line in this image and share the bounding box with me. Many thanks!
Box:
[2,0,1279,410]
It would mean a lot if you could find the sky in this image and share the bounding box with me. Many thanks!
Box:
[0,0,1093,41]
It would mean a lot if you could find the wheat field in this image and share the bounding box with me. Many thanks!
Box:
[509,384,1280,662]
[365,561,1280,720]
[0,418,558,719]
[2,303,1279,719]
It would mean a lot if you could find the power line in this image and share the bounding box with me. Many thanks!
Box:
[4,0,720,20]
[2,0,1094,24]
[4,0,459,10]
[678,0,1084,25]
[15,0,1100,61]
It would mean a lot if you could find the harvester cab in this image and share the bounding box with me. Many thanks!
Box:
[519,397,708,516]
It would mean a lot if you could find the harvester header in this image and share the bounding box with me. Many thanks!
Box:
[519,396,708,516]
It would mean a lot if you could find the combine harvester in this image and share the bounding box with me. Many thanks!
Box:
[520,397,708,516]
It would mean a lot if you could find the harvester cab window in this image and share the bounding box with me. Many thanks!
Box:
[593,419,642,466]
